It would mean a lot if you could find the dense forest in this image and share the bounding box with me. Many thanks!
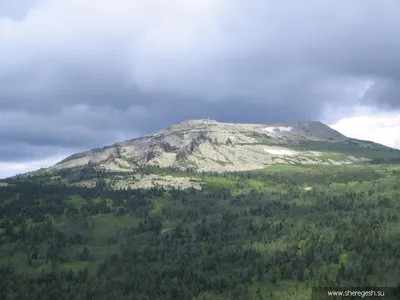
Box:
[1,164,400,299]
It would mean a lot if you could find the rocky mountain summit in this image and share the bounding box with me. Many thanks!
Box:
[51,119,398,173]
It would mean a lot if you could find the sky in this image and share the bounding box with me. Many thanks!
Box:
[1,0,400,178]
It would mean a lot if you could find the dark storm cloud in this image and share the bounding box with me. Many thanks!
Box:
[362,80,400,109]
[0,143,66,162]
[0,106,146,161]
[1,0,400,164]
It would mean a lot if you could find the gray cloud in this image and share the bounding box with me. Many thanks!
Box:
[1,0,400,163]
[362,79,400,109]
[0,0,36,20]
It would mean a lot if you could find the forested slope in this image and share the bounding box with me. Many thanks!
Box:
[1,164,400,299]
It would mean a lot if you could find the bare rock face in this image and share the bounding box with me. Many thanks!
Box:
[176,150,189,161]
[160,142,178,152]
[50,119,398,173]
[115,147,122,158]
[189,138,200,153]
[175,137,202,162]
[145,150,156,163]
[105,154,117,164]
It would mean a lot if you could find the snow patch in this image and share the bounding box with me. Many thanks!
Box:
[278,126,293,132]
[262,126,293,134]
[262,127,276,133]
[264,149,295,156]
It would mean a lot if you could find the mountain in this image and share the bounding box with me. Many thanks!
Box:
[51,119,400,173]
[3,121,400,299]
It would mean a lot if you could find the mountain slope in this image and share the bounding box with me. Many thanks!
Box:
[3,162,400,299]
[52,119,400,173]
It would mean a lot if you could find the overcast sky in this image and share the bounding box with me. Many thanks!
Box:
[1,0,400,178]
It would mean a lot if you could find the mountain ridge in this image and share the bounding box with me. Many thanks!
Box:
[50,119,400,174]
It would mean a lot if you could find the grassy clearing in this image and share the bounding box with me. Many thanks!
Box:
[67,195,87,209]
[90,214,138,244]
[147,195,165,215]
[202,177,236,189]
[61,261,92,272]
[88,245,118,261]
